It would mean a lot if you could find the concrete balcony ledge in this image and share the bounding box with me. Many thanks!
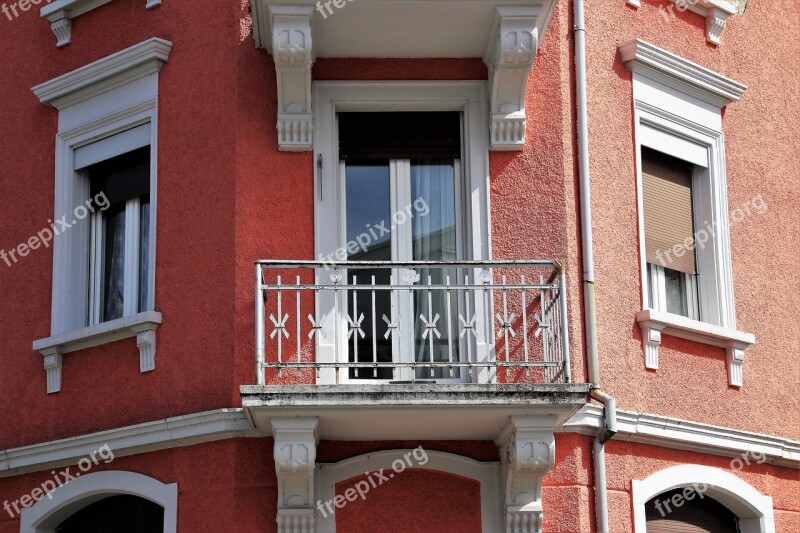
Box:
[240,383,590,440]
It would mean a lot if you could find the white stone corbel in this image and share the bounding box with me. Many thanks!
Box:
[133,327,158,373]
[484,7,539,151]
[642,323,664,370]
[705,8,728,45]
[497,416,556,533]
[269,6,314,152]
[726,341,747,387]
[42,348,63,394]
[146,0,162,9]
[668,0,736,45]
[51,18,72,48]
[272,417,318,533]
[627,0,641,7]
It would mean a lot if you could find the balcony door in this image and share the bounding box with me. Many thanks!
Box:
[342,157,462,381]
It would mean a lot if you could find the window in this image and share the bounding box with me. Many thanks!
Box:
[31,38,171,393]
[86,146,151,325]
[642,148,699,320]
[620,39,754,385]
[313,81,491,385]
[339,112,462,380]
[645,489,738,532]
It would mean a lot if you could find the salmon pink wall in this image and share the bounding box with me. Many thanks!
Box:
[582,0,800,437]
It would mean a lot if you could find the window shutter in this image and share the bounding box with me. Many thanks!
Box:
[88,147,150,205]
[642,148,696,274]
[74,123,150,170]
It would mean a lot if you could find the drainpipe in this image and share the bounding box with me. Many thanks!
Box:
[573,0,618,532]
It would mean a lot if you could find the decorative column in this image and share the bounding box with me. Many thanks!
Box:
[484,7,539,151]
[270,6,315,151]
[497,416,557,533]
[272,417,318,532]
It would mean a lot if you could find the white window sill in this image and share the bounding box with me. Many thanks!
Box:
[636,309,754,387]
[33,311,162,394]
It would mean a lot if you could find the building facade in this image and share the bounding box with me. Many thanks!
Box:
[0,0,797,531]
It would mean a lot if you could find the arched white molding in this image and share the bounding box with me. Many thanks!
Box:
[632,464,775,533]
[316,450,501,533]
[20,471,178,533]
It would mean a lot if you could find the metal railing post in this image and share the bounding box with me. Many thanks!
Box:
[255,263,266,386]
[559,268,571,383]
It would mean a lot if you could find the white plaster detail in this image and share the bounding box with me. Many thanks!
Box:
[0,409,257,478]
[484,7,538,151]
[51,18,72,48]
[272,417,318,533]
[564,405,800,469]
[497,416,557,533]
[636,309,754,386]
[631,464,775,533]
[41,0,164,47]
[269,5,314,151]
[42,349,63,394]
[20,470,178,533]
[627,0,641,7]
[667,0,737,45]
[619,39,747,108]
[135,328,157,372]
[316,450,501,532]
[32,37,173,110]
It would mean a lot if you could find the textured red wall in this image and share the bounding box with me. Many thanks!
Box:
[0,438,276,533]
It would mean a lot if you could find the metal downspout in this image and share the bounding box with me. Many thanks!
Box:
[573,0,618,531]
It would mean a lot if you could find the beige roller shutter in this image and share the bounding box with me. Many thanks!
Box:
[642,147,696,274]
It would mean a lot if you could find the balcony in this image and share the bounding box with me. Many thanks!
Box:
[241,260,589,441]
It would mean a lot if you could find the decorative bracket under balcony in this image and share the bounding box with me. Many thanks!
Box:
[636,309,754,387]
[497,416,557,533]
[41,0,162,48]
[272,417,318,533]
[484,7,538,151]
[269,5,314,152]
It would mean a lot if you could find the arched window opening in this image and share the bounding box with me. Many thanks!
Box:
[55,495,164,533]
[645,489,739,532]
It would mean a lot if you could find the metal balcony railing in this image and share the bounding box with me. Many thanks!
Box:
[254,260,571,385]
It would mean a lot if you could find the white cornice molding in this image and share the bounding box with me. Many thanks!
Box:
[636,309,755,387]
[32,37,173,110]
[619,39,746,108]
[0,409,259,478]
[484,6,538,151]
[41,0,163,47]
[564,405,800,469]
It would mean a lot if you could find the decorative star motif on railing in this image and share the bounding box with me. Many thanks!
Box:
[269,313,290,339]
[347,313,366,339]
[533,312,549,338]
[382,314,402,339]
[496,312,517,337]
[459,314,478,338]
[307,313,327,339]
[420,313,441,339]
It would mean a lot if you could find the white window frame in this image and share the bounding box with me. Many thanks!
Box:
[631,464,775,533]
[20,470,178,533]
[31,38,171,393]
[647,263,699,321]
[312,81,492,385]
[620,39,754,386]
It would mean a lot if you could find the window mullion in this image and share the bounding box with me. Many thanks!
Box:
[123,198,142,317]
[88,211,104,325]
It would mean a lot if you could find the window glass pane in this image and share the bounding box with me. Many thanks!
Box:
[102,204,126,322]
[411,159,458,379]
[138,198,150,312]
[345,163,392,379]
[664,267,687,316]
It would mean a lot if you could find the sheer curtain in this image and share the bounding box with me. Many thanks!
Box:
[411,159,458,378]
